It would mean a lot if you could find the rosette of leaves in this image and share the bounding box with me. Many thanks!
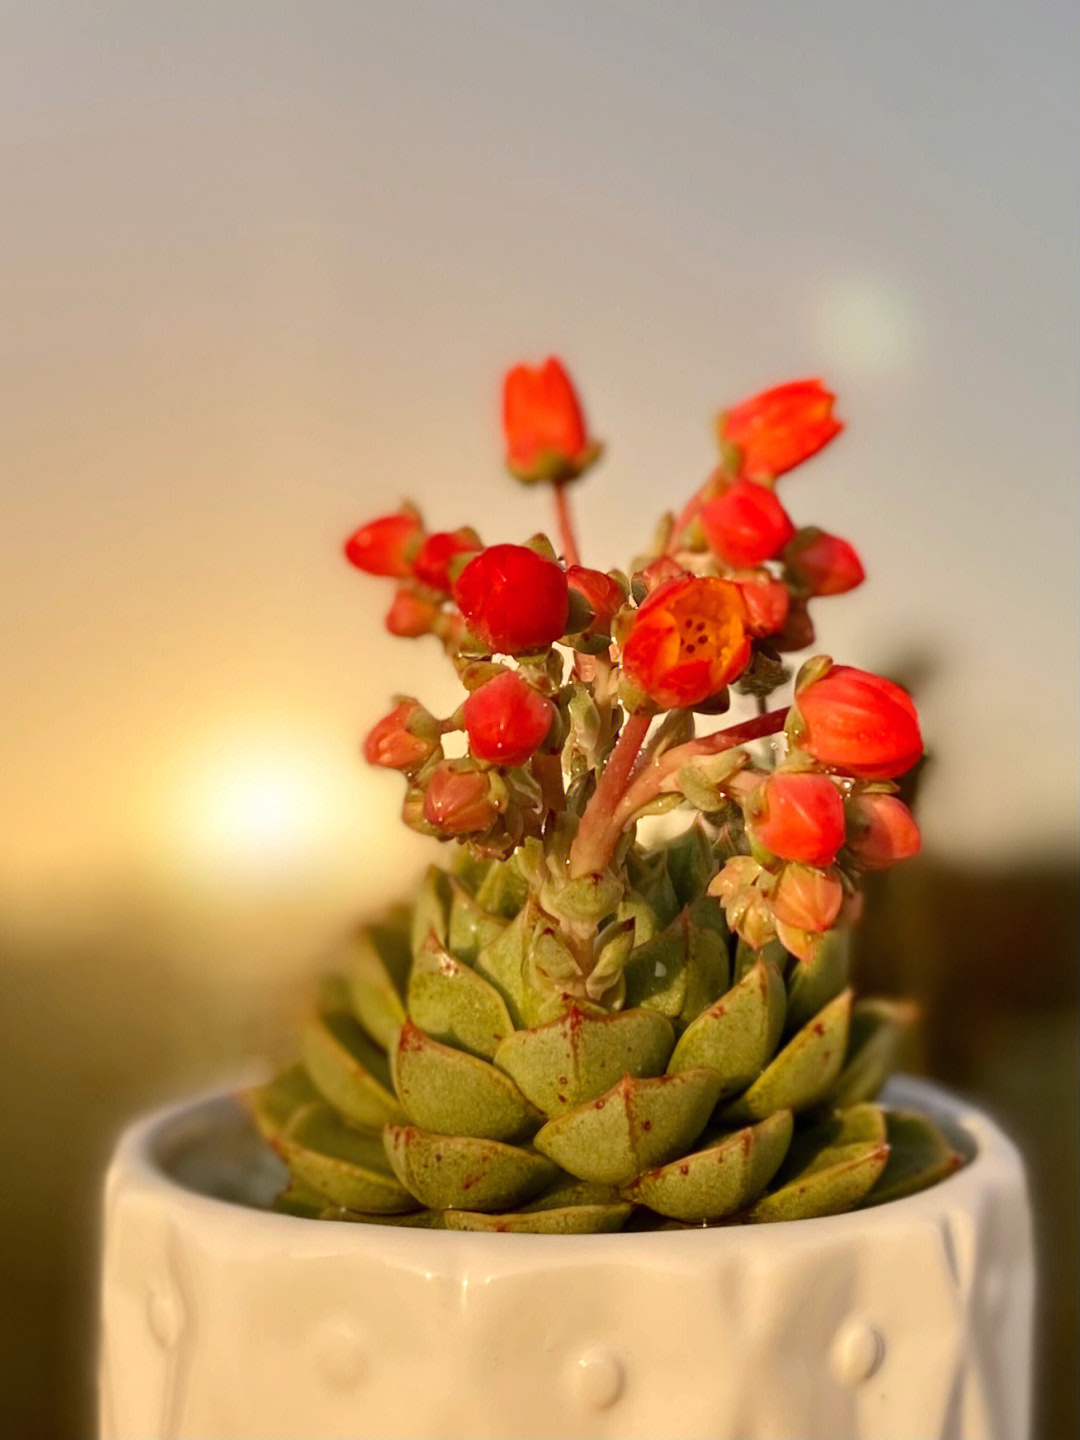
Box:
[247,825,960,1233]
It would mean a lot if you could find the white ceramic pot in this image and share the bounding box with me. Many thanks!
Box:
[99,1076,1032,1440]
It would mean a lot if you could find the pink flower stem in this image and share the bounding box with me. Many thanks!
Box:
[569,709,652,877]
[572,706,790,877]
[552,479,582,567]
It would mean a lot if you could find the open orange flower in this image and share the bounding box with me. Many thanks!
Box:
[621,574,751,710]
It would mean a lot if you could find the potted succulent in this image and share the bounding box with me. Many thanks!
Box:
[100,360,1033,1439]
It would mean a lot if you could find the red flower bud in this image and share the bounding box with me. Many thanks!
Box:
[750,772,846,866]
[735,574,791,637]
[770,863,844,933]
[412,528,481,592]
[503,357,594,483]
[846,793,921,870]
[363,701,439,772]
[700,479,796,567]
[452,544,569,655]
[566,565,625,635]
[422,761,499,835]
[462,671,555,767]
[719,380,842,480]
[344,510,423,577]
[621,574,751,710]
[784,528,865,596]
[794,666,922,780]
[384,586,440,637]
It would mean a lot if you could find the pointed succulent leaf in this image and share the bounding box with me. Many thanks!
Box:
[626,1109,794,1222]
[411,866,453,954]
[540,871,623,925]
[667,959,786,1098]
[617,889,664,948]
[770,1102,887,1186]
[271,1178,332,1218]
[383,1124,558,1212]
[245,1063,321,1143]
[627,847,682,929]
[661,823,716,909]
[827,999,917,1107]
[586,917,636,999]
[332,1208,446,1228]
[276,1102,419,1213]
[533,1068,724,1185]
[679,903,733,1021]
[442,1198,633,1234]
[622,924,687,1019]
[450,845,495,894]
[860,1109,965,1207]
[783,926,851,1032]
[529,925,581,984]
[743,1137,890,1222]
[473,900,549,1028]
[622,906,730,1027]
[346,922,410,1049]
[406,936,515,1060]
[389,1020,542,1142]
[493,1005,675,1116]
[733,934,787,984]
[720,988,854,1123]
[301,1010,405,1129]
[475,856,529,918]
[447,880,507,965]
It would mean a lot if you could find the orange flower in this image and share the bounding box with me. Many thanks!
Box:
[793,665,922,780]
[621,575,751,710]
[719,380,842,480]
[749,771,846,866]
[344,509,423,577]
[783,527,865,596]
[846,793,921,869]
[503,357,597,484]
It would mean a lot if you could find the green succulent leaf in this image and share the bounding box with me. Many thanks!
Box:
[383,1124,559,1212]
[720,988,853,1123]
[493,1005,676,1116]
[533,1067,724,1185]
[743,1136,890,1222]
[783,927,851,1033]
[276,1102,419,1213]
[540,871,623,925]
[406,935,515,1060]
[475,856,529,918]
[447,880,507,965]
[771,1102,887,1183]
[667,959,786,1098]
[301,1010,405,1129]
[626,1108,794,1222]
[346,921,410,1050]
[389,1020,542,1142]
[442,1200,633,1233]
[622,904,731,1027]
[732,935,787,984]
[660,823,715,910]
[410,865,453,955]
[473,901,551,1028]
[827,999,917,1108]
[860,1108,964,1207]
[245,1063,321,1143]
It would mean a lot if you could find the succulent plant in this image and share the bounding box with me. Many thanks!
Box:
[248,359,963,1232]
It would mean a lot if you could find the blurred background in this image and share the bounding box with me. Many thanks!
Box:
[2,4,1076,1435]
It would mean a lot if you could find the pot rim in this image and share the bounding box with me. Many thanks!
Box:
[105,1074,1025,1251]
